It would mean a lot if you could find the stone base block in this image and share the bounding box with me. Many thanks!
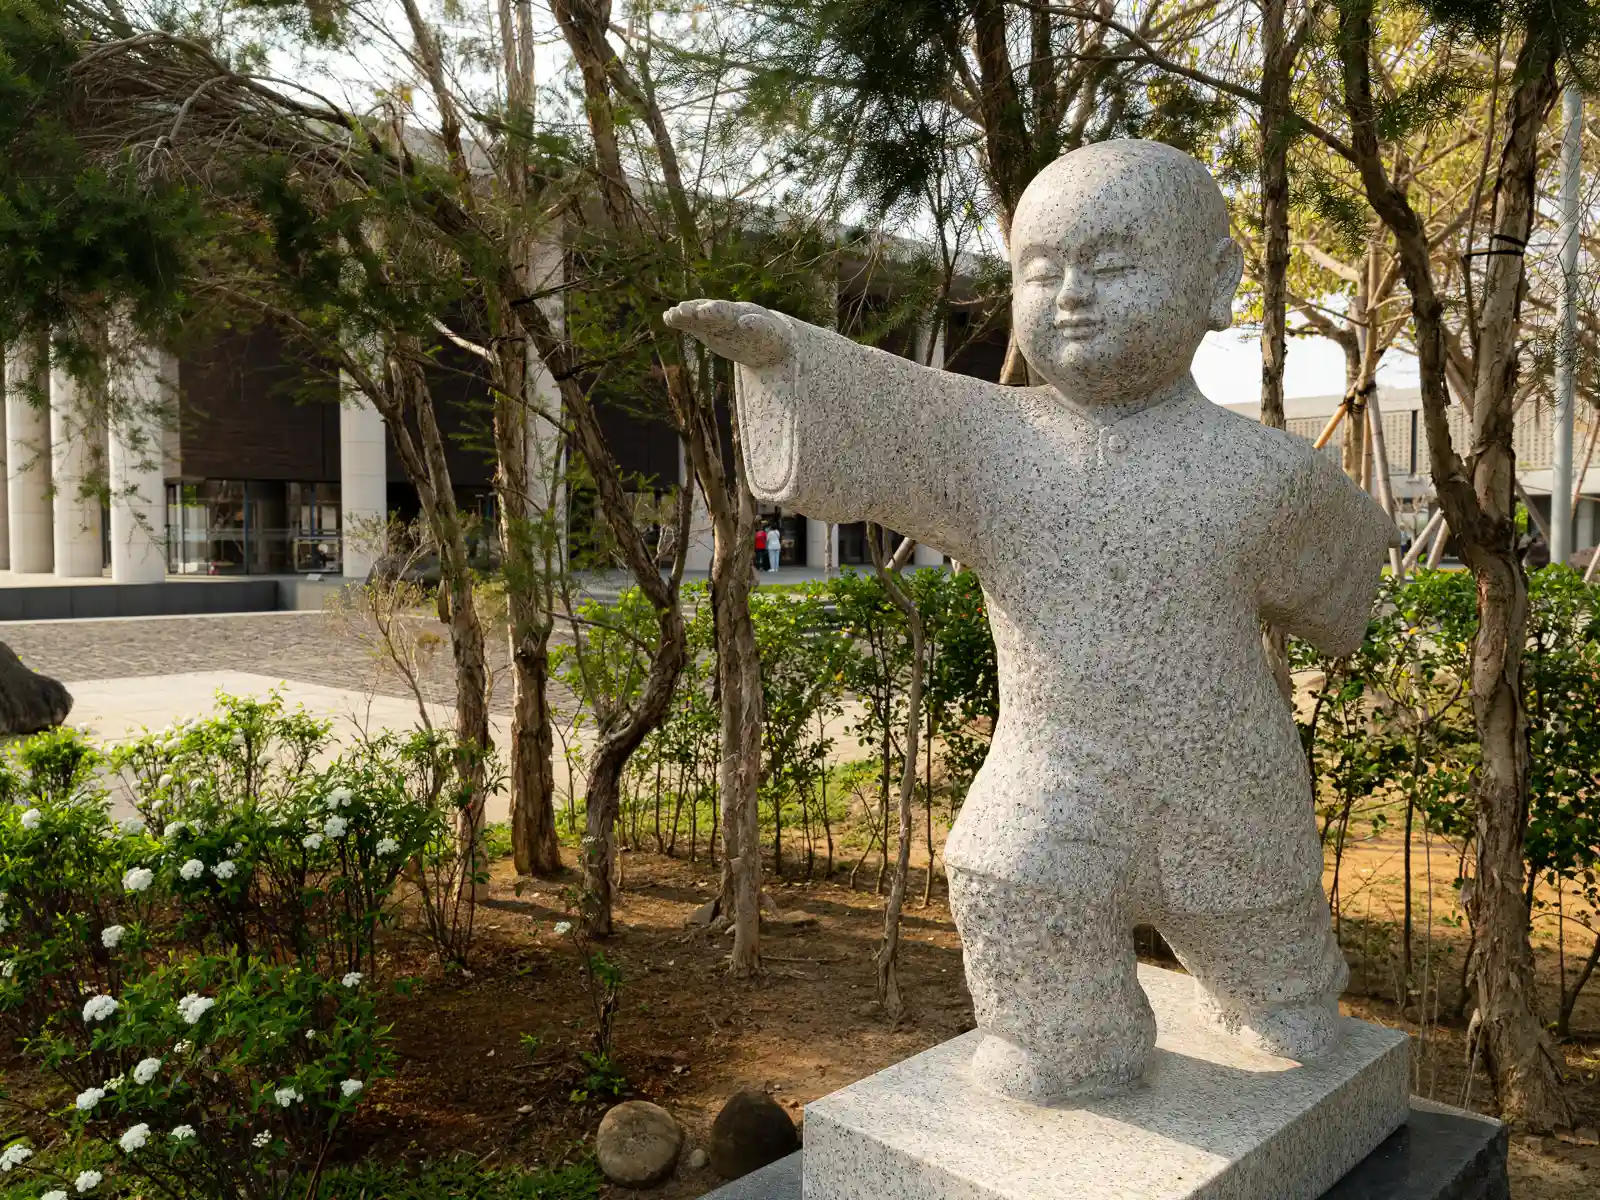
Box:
[802,964,1410,1200]
[697,1098,1508,1200]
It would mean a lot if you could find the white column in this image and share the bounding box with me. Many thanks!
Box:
[339,382,387,580]
[681,435,714,572]
[912,315,947,569]
[806,517,837,574]
[50,361,104,578]
[6,337,51,574]
[526,238,567,558]
[109,343,173,583]
[0,352,9,571]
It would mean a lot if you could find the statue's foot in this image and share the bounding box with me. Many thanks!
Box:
[969,1034,1142,1104]
[1197,993,1341,1061]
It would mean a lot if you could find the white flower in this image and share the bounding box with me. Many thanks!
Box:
[74,1087,105,1112]
[118,1123,150,1153]
[273,1086,303,1108]
[251,1131,271,1148]
[191,818,206,834]
[118,816,145,835]
[18,808,40,830]
[212,860,237,880]
[231,733,246,748]
[305,1028,317,1041]
[102,1073,126,1093]
[341,971,362,989]
[323,815,348,838]
[178,858,205,881]
[554,921,573,936]
[176,993,215,1024]
[0,1142,32,1171]
[123,866,153,893]
[0,913,8,933]
[326,787,352,810]
[163,821,186,839]
[172,1039,192,1054]
[169,1124,195,1142]
[339,1079,364,1098]
[42,1191,67,1200]
[101,925,125,949]
[74,1169,102,1192]
[1,959,14,979]
[82,994,118,1023]
[228,842,243,855]
[157,773,174,789]
[302,832,324,850]
[375,836,399,856]
[132,1056,162,1085]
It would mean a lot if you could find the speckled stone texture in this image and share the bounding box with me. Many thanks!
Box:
[797,964,1409,1200]
[665,138,1398,1102]
[695,1101,1506,1200]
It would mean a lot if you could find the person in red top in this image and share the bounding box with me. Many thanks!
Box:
[753,527,767,571]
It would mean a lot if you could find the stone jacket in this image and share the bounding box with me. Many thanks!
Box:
[734,315,1397,914]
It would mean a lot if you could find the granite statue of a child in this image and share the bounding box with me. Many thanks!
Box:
[665,139,1397,1104]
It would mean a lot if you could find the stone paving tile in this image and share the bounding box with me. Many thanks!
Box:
[0,611,523,713]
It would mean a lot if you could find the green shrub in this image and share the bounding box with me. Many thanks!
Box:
[0,693,487,1199]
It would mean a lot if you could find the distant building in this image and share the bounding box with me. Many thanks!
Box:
[1222,389,1600,553]
[0,263,1008,581]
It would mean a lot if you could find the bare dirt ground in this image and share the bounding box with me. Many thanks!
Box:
[348,837,1599,1200]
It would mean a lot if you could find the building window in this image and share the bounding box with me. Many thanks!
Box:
[165,481,344,576]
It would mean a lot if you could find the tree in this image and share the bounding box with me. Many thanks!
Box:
[1333,0,1591,1128]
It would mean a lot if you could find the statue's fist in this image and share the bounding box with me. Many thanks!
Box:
[663,299,793,369]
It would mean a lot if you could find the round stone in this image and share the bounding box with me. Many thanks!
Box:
[709,1090,800,1180]
[596,1100,682,1188]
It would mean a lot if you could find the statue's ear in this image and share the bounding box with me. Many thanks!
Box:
[1209,237,1245,331]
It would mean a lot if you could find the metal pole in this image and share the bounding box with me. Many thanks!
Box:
[1551,82,1583,566]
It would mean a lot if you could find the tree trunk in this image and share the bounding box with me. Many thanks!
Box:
[1337,4,1569,1128]
[713,507,764,977]
[1257,0,1295,704]
[876,558,927,1022]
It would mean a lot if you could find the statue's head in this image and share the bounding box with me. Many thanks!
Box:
[1010,140,1243,405]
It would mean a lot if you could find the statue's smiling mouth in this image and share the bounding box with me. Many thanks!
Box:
[1053,316,1103,338]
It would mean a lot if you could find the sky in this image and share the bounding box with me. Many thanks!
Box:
[1191,328,1420,406]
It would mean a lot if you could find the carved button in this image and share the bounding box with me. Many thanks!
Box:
[1106,432,1128,454]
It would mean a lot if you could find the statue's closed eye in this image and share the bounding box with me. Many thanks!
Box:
[1094,258,1135,276]
[1021,258,1061,283]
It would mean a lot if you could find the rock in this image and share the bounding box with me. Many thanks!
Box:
[0,643,71,736]
[596,1100,682,1189]
[775,909,818,928]
[709,1090,800,1180]
[686,897,720,927]
[688,1147,709,1170]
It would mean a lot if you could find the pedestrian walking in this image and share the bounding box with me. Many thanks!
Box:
[768,524,783,572]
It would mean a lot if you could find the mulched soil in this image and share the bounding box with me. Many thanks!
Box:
[350,845,1599,1200]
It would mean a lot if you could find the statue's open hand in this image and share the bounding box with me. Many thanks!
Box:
[663,299,793,369]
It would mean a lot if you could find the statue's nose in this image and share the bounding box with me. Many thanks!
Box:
[1055,267,1093,309]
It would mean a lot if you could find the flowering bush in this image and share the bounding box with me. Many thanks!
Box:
[0,693,484,1198]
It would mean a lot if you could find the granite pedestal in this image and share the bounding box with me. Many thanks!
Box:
[698,1097,1508,1200]
[701,965,1509,1200]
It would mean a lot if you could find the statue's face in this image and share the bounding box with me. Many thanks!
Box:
[1010,156,1231,405]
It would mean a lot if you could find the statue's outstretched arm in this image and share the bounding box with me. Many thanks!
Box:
[665,299,990,563]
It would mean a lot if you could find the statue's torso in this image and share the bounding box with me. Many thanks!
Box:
[944,389,1324,913]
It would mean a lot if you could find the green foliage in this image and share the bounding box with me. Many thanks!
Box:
[0,693,493,1199]
[0,2,209,343]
